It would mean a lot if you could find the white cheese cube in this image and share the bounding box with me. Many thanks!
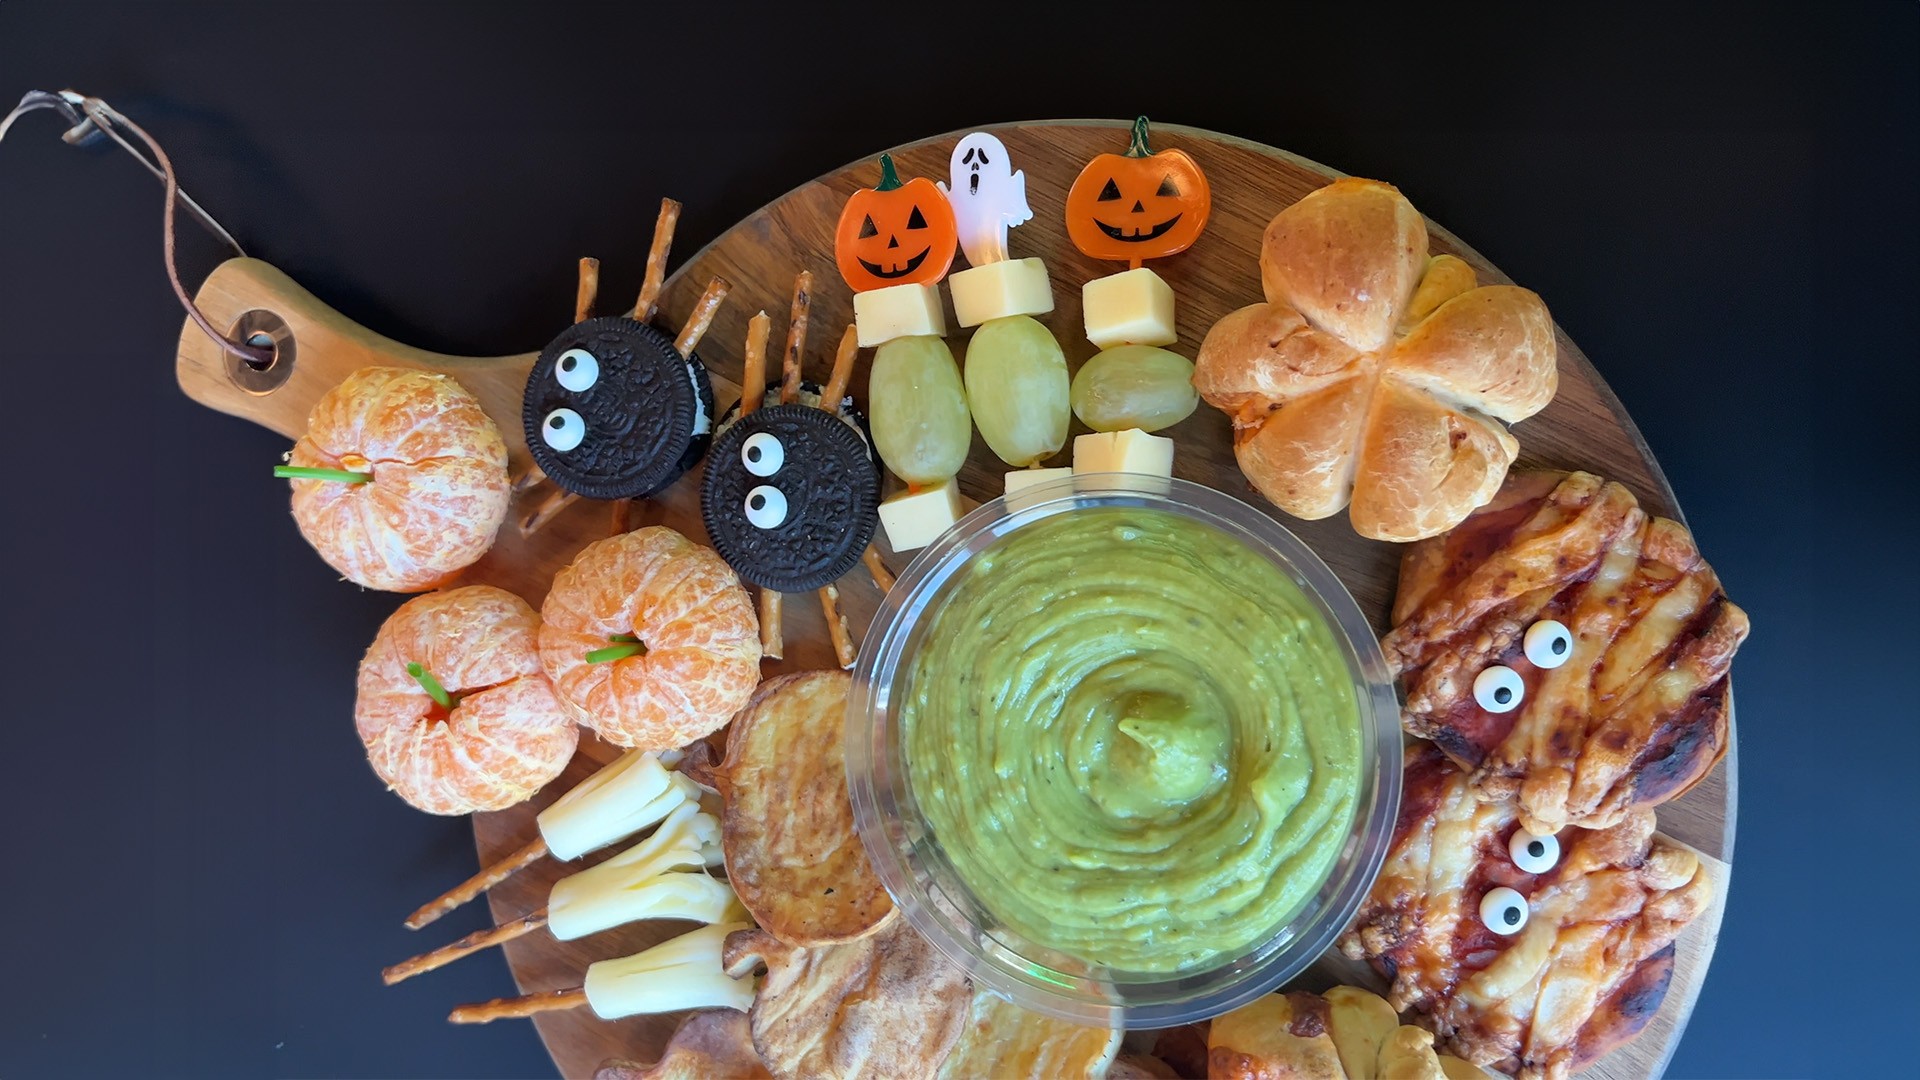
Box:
[1082,267,1178,349]
[878,476,966,552]
[1002,466,1074,510]
[854,282,946,347]
[1073,429,1175,492]
[948,257,1054,327]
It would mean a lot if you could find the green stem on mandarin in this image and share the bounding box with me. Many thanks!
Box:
[585,641,646,664]
[406,662,456,709]
[274,465,372,483]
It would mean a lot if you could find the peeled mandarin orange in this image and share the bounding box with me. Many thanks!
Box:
[539,526,761,752]
[287,367,510,592]
[356,585,578,815]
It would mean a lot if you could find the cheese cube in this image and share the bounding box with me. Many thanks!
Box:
[1002,466,1074,510]
[854,282,947,347]
[1082,267,1177,349]
[949,257,1054,327]
[1073,428,1175,492]
[878,476,967,552]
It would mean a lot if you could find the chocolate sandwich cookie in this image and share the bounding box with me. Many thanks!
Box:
[523,316,715,500]
[701,403,880,593]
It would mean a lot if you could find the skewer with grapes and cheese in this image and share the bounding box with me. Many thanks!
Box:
[936,132,1076,504]
[699,272,883,666]
[834,154,973,555]
[402,750,702,930]
[383,800,741,984]
[1062,117,1209,485]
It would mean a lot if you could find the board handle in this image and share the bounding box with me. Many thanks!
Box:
[174,257,537,444]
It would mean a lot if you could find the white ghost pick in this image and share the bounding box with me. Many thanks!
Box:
[938,132,1032,268]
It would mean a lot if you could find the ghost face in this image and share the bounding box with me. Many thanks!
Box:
[941,132,1033,267]
[522,317,715,500]
[950,132,1011,198]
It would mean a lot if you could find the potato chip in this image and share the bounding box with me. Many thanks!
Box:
[1209,992,1345,1079]
[722,918,969,1080]
[936,988,1121,1079]
[593,1009,769,1080]
[716,670,893,945]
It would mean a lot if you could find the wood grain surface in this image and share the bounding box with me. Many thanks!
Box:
[175,120,1734,1079]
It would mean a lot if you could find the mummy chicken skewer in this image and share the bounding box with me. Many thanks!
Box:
[384,801,737,984]
[518,198,731,536]
[701,273,884,669]
[404,750,698,930]
[447,921,756,1025]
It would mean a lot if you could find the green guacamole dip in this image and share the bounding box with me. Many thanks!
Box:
[901,507,1362,973]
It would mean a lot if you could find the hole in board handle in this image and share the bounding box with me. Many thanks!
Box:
[225,309,295,394]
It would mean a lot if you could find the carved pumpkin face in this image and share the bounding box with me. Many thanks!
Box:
[834,154,958,292]
[1066,117,1212,266]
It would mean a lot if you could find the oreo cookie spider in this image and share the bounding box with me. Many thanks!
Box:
[701,383,880,593]
[516,198,732,518]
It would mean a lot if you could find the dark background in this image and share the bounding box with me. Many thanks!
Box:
[2,3,1914,1077]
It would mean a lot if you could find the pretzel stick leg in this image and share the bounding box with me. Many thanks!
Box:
[449,986,587,1025]
[820,584,855,669]
[574,257,600,324]
[862,545,896,593]
[758,587,783,660]
[634,198,681,324]
[673,277,731,356]
[384,907,551,985]
[610,498,632,536]
[511,464,549,495]
[820,324,858,408]
[519,489,579,538]
[405,835,549,930]
[780,270,812,404]
[738,313,771,417]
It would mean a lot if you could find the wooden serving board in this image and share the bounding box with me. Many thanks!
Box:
[176,121,1734,1079]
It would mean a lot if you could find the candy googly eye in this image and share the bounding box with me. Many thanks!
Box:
[1480,887,1529,935]
[1474,666,1525,713]
[741,432,785,477]
[541,408,586,452]
[554,349,600,392]
[1509,829,1560,874]
[1524,619,1574,669]
[744,485,788,529]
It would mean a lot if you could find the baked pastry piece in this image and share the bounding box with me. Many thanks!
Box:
[1341,744,1713,1080]
[1208,984,1494,1079]
[1383,470,1747,834]
[1194,178,1556,541]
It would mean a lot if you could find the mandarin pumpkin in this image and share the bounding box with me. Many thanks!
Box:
[834,153,957,292]
[1065,116,1211,267]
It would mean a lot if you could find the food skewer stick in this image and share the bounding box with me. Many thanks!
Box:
[574,256,601,324]
[734,312,783,659]
[452,987,588,1024]
[407,834,549,930]
[405,751,698,930]
[448,921,752,1025]
[385,907,550,984]
[634,198,681,325]
[387,803,727,984]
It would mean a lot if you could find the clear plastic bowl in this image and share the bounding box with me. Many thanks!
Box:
[848,475,1402,1028]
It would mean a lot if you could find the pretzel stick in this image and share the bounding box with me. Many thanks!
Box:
[780,270,811,404]
[519,489,579,537]
[821,324,858,408]
[673,276,730,356]
[862,546,896,593]
[820,584,856,669]
[384,907,550,985]
[758,587,784,660]
[739,313,771,417]
[634,198,681,324]
[449,986,588,1025]
[406,835,550,930]
[609,498,632,536]
[511,464,549,495]
[574,257,600,324]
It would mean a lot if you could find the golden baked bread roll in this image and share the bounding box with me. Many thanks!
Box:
[1196,179,1557,541]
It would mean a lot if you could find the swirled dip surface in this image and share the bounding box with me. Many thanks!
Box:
[902,507,1361,972]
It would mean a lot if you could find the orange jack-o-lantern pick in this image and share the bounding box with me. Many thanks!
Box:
[1065,116,1212,268]
[834,154,958,292]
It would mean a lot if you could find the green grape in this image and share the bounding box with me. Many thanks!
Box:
[1070,345,1199,433]
[869,335,971,486]
[962,315,1070,467]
